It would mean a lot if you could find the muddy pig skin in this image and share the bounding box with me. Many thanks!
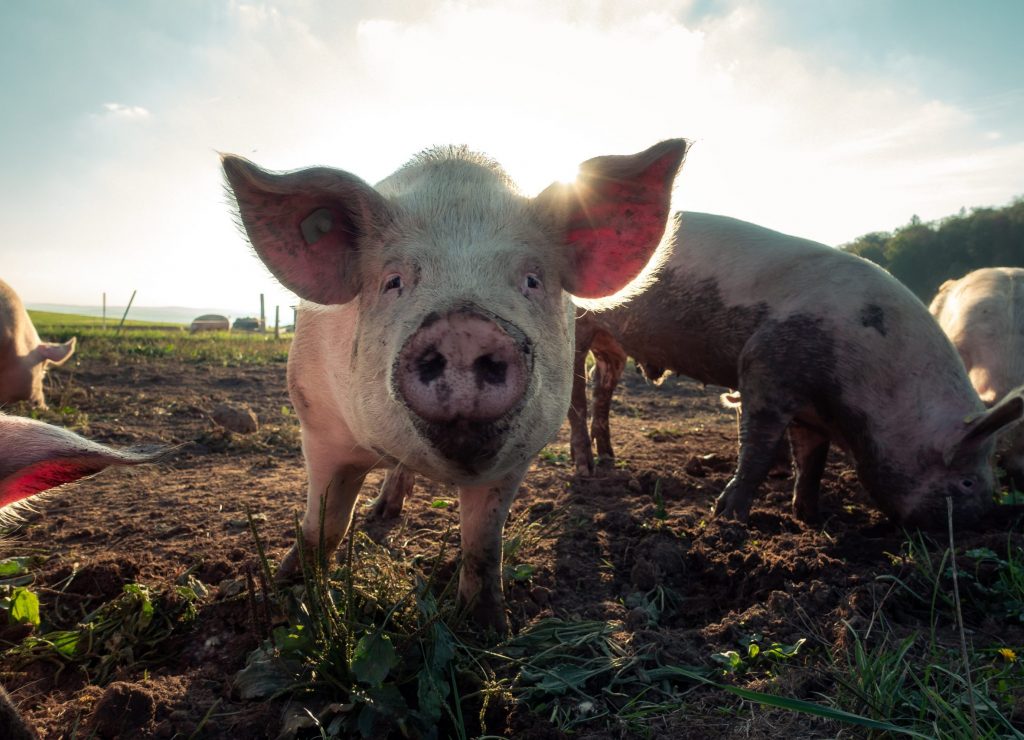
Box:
[223,140,689,632]
[931,267,1024,489]
[566,212,1022,528]
[0,280,76,409]
[0,413,163,740]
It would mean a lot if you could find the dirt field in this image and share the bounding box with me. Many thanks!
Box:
[2,353,1023,738]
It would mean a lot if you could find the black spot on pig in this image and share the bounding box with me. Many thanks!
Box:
[859,304,887,336]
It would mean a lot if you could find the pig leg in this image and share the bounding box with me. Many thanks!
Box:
[714,348,798,521]
[277,432,373,580]
[457,469,524,634]
[590,332,627,467]
[713,410,790,521]
[367,465,415,520]
[569,322,598,475]
[0,684,37,740]
[788,423,830,522]
[714,412,791,521]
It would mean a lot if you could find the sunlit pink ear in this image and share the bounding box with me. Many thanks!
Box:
[222,155,393,305]
[534,139,690,299]
[38,337,76,365]
[0,415,162,509]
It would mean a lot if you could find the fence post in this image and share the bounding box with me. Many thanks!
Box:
[115,290,137,336]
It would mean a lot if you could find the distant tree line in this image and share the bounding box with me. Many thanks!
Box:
[841,197,1024,301]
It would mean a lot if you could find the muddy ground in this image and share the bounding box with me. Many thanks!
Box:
[2,354,1023,738]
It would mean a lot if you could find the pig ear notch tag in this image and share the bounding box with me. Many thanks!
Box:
[301,208,335,246]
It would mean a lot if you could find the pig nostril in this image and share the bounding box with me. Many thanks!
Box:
[474,355,508,386]
[416,348,446,384]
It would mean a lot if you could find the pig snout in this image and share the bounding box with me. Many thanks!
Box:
[396,309,532,471]
[898,491,992,531]
[398,309,529,423]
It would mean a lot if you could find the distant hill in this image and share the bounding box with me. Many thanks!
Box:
[25,304,255,325]
[841,197,1024,300]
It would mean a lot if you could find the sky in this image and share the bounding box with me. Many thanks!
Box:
[2,0,1023,313]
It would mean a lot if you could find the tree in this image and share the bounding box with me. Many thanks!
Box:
[840,198,1024,300]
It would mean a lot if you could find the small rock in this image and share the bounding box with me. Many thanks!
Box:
[684,456,706,477]
[212,403,259,434]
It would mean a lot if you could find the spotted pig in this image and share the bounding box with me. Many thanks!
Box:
[569,212,1021,527]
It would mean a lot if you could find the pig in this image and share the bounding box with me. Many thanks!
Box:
[0,280,76,409]
[222,140,689,632]
[0,413,163,740]
[565,212,1022,527]
[930,267,1024,489]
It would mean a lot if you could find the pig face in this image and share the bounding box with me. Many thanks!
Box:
[884,390,1024,527]
[224,142,688,484]
[16,339,76,409]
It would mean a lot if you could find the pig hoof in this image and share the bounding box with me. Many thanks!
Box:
[458,594,510,638]
[570,447,594,477]
[472,607,510,639]
[712,495,751,523]
[273,546,304,584]
[367,494,404,521]
[792,502,820,524]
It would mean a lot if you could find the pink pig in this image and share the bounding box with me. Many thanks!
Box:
[223,140,689,631]
[0,280,76,409]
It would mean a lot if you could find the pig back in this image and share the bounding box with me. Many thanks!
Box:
[582,212,889,391]
[931,267,1024,405]
[584,213,978,439]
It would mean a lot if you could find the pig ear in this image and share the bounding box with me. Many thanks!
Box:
[222,155,392,305]
[533,139,690,300]
[38,337,76,365]
[944,387,1024,465]
[0,415,162,510]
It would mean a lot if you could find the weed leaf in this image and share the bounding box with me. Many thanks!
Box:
[351,632,398,686]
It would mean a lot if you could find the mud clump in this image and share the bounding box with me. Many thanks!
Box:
[211,403,259,434]
[91,681,157,738]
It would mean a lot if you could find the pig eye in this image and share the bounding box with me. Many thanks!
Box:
[522,273,542,295]
[961,478,975,489]
[382,274,403,294]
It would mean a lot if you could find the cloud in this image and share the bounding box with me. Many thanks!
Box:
[3,0,1023,307]
[100,102,151,119]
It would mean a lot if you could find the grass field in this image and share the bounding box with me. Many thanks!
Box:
[28,309,184,330]
[29,309,291,365]
[9,310,1024,737]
